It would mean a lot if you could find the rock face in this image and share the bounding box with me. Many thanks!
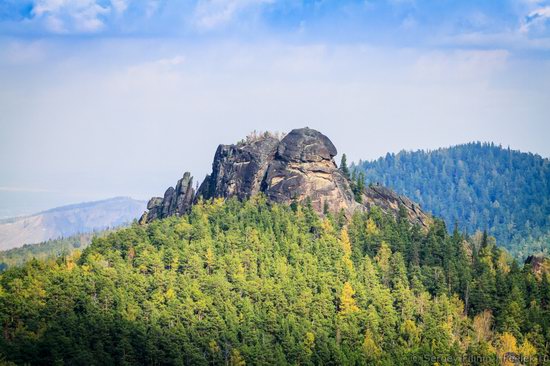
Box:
[197,135,280,201]
[261,128,357,214]
[362,185,430,228]
[139,172,194,224]
[195,128,357,214]
[140,128,431,228]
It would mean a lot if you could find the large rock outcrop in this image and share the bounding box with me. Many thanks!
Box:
[261,128,357,214]
[139,172,194,224]
[140,128,431,228]
[362,185,429,228]
[197,135,280,201]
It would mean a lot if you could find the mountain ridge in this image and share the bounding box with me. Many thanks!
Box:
[0,197,146,250]
[140,128,431,228]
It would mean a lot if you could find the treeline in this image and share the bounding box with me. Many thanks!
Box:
[0,230,113,271]
[0,197,549,365]
[353,142,550,259]
[0,234,92,271]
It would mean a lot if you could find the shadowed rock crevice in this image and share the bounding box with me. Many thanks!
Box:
[140,128,431,228]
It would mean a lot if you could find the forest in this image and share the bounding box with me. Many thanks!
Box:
[1,196,549,365]
[0,232,101,271]
[353,142,550,259]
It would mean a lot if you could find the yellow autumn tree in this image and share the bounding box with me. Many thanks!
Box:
[362,329,381,358]
[401,319,420,346]
[340,229,352,257]
[375,241,391,286]
[303,332,315,357]
[473,310,493,343]
[518,339,537,366]
[165,288,176,301]
[205,247,215,274]
[340,228,354,272]
[340,282,360,315]
[230,349,246,366]
[497,251,511,274]
[209,340,220,355]
[497,332,518,366]
[321,218,335,236]
[366,218,379,235]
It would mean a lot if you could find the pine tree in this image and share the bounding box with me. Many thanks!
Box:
[340,154,350,179]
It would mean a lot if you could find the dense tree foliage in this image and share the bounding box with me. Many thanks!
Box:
[353,142,550,258]
[0,196,549,365]
[0,231,110,271]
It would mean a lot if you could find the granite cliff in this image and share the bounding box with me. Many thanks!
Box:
[140,128,431,228]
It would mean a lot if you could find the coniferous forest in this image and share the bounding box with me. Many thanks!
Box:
[353,143,550,258]
[1,197,549,365]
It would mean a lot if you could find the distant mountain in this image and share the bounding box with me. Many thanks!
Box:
[353,142,550,258]
[0,197,146,250]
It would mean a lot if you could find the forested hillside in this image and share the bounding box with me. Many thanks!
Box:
[0,231,109,271]
[1,197,548,365]
[353,143,550,258]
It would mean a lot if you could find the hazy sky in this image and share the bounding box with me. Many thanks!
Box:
[1,0,549,217]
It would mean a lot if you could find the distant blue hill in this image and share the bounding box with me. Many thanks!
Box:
[0,197,146,250]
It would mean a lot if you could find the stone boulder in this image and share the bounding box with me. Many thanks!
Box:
[261,128,357,214]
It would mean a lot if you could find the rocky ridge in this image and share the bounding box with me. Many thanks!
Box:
[140,128,431,228]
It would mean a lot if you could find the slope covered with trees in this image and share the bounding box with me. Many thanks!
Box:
[1,197,548,365]
[353,143,550,258]
[0,231,109,271]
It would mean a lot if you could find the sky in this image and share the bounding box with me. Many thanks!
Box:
[0,0,549,217]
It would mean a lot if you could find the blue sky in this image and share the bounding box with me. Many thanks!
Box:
[1,0,549,47]
[0,0,549,216]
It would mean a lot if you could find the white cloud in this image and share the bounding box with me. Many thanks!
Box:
[521,6,550,33]
[192,0,272,30]
[111,0,128,14]
[30,0,130,33]
[158,55,186,66]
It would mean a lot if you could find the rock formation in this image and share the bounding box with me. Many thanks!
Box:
[140,128,431,228]
[196,134,280,201]
[139,172,194,224]
[197,128,357,215]
[362,185,429,228]
[261,128,357,214]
